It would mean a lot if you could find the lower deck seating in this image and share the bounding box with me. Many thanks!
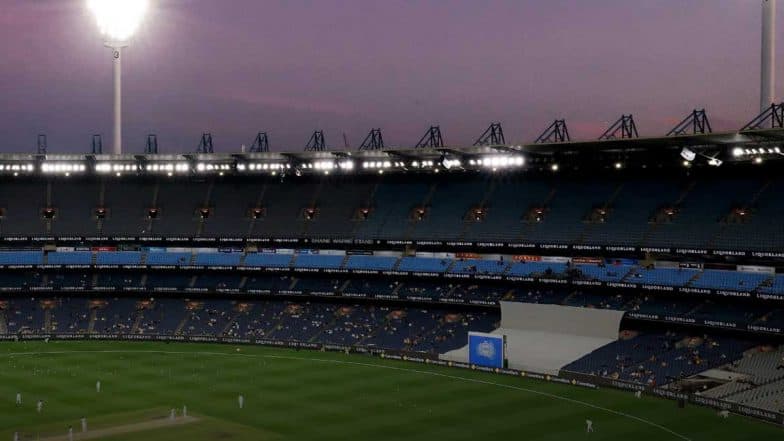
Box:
[563,331,754,386]
[0,296,498,356]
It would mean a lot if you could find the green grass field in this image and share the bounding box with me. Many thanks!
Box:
[0,341,779,440]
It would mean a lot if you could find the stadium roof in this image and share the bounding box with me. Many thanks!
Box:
[3,128,783,177]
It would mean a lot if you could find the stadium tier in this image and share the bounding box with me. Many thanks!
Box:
[0,271,784,335]
[0,250,778,297]
[0,296,497,355]
[0,172,781,253]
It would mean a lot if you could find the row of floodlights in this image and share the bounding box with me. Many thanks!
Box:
[0,164,36,174]
[32,157,527,177]
[41,163,87,173]
[732,147,782,157]
[467,155,525,169]
[240,163,289,171]
[12,154,529,176]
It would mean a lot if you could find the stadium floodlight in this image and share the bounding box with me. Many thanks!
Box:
[337,160,355,171]
[88,0,150,155]
[680,147,696,162]
[708,157,723,167]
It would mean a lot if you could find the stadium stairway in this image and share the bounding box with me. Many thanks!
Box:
[174,310,191,335]
[404,182,440,240]
[308,312,340,344]
[131,309,143,334]
[706,180,772,251]
[220,306,244,337]
[685,272,703,287]
[759,277,775,292]
[561,291,580,305]
[639,180,696,246]
[348,180,381,238]
[43,307,52,332]
[263,307,290,338]
[194,181,214,237]
[337,279,352,294]
[518,187,558,242]
[458,179,497,240]
[300,180,327,238]
[87,307,98,333]
[577,182,625,245]
[0,309,6,334]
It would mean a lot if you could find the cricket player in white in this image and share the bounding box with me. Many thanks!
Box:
[96,380,101,393]
[183,405,187,418]
[634,390,642,399]
[36,400,43,413]
[67,425,73,441]
[585,419,594,433]
[170,408,176,420]
[81,416,87,432]
[719,409,729,419]
[15,393,21,406]
[13,431,18,441]
[238,394,244,409]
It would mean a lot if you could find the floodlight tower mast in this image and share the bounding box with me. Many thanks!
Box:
[109,42,125,155]
[762,0,776,112]
[88,0,149,155]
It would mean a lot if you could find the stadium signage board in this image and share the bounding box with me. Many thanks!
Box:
[2,234,784,264]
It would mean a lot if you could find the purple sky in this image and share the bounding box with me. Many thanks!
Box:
[0,0,780,153]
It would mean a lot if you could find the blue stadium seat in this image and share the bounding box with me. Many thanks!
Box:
[243,253,293,268]
[146,252,192,266]
[397,257,451,273]
[574,264,634,282]
[0,251,44,265]
[507,261,567,277]
[692,270,768,291]
[47,252,92,265]
[627,267,699,287]
[450,259,509,275]
[193,252,243,266]
[345,255,398,271]
[293,254,344,269]
[96,251,142,265]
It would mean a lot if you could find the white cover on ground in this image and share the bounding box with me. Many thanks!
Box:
[442,302,624,375]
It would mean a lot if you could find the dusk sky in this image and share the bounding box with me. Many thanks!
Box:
[0,0,780,153]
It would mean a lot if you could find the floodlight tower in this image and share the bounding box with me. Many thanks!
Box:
[762,0,776,112]
[88,0,149,155]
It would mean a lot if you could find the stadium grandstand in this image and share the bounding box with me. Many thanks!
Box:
[6,0,784,439]
[1,120,784,424]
